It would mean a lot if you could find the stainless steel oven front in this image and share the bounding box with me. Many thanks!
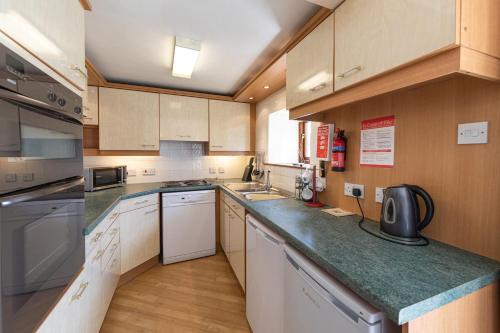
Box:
[0,41,84,333]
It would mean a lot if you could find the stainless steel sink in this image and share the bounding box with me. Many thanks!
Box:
[225,182,267,192]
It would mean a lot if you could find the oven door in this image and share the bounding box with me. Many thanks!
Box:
[0,177,85,333]
[0,96,83,196]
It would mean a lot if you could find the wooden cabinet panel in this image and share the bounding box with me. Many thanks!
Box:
[0,0,86,90]
[220,201,229,253]
[334,0,457,91]
[229,212,245,291]
[461,0,500,59]
[119,204,160,274]
[209,100,250,152]
[160,94,209,141]
[83,86,99,125]
[286,14,334,109]
[99,88,160,151]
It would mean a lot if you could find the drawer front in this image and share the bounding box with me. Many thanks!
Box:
[85,205,120,257]
[120,194,159,212]
[162,190,215,206]
[102,233,120,270]
[228,197,245,220]
[106,244,121,276]
[101,218,120,251]
[220,191,227,204]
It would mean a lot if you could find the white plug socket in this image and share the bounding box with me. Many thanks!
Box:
[143,168,156,176]
[344,183,365,199]
[375,187,385,203]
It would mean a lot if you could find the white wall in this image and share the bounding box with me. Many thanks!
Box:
[84,141,250,184]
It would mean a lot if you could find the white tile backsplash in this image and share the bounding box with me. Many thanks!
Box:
[84,142,250,184]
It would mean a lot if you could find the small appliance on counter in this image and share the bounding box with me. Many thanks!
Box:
[252,152,265,179]
[84,166,127,192]
[359,184,434,246]
[242,157,254,182]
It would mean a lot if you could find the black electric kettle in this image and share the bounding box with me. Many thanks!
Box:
[380,185,434,242]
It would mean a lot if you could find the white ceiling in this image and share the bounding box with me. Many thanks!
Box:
[85,0,319,95]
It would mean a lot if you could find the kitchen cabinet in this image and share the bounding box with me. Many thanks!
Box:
[0,0,86,91]
[229,210,245,291]
[83,86,99,125]
[334,0,457,91]
[99,87,160,151]
[220,200,230,253]
[286,14,334,109]
[209,100,250,152]
[119,195,160,274]
[160,94,209,141]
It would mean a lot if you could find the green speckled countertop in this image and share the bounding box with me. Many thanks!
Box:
[85,181,500,325]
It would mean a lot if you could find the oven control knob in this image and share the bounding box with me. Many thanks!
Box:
[73,106,82,115]
[57,98,66,107]
[47,92,57,102]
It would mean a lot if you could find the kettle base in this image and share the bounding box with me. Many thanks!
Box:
[379,230,427,244]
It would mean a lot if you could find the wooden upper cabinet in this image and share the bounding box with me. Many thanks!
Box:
[83,86,98,126]
[334,0,457,91]
[99,88,159,151]
[0,0,86,91]
[286,14,334,109]
[160,95,209,142]
[209,100,251,152]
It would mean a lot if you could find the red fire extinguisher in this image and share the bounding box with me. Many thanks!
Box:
[331,129,346,172]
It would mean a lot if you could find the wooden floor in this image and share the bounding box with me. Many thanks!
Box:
[100,252,252,333]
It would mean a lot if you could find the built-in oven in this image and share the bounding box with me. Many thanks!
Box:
[0,41,84,332]
[84,165,127,192]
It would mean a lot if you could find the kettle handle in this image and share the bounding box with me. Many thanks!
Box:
[410,185,434,230]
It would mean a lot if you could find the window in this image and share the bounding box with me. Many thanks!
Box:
[267,108,312,165]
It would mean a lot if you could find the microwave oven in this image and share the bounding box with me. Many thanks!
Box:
[84,166,127,192]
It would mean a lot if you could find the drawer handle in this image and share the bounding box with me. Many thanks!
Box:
[111,212,119,220]
[111,243,119,251]
[309,82,327,92]
[71,281,89,301]
[178,135,191,138]
[134,200,149,205]
[141,144,156,147]
[91,232,103,243]
[337,65,362,78]
[110,227,119,236]
[145,209,158,215]
[70,65,88,78]
[111,258,119,268]
[92,250,104,262]
[211,145,223,148]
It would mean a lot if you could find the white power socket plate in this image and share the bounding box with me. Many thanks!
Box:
[143,168,156,176]
[344,183,365,199]
[457,121,488,144]
[375,187,385,203]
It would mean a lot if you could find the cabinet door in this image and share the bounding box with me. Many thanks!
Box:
[335,0,457,91]
[83,86,99,125]
[209,100,250,152]
[220,199,227,252]
[99,88,160,151]
[0,0,86,90]
[229,213,245,291]
[160,94,208,141]
[286,14,334,109]
[119,205,160,274]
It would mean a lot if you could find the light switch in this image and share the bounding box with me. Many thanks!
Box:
[209,168,216,174]
[458,122,488,145]
[218,167,225,174]
[127,169,137,177]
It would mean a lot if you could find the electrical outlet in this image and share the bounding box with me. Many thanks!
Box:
[458,121,488,144]
[23,173,34,182]
[209,167,217,174]
[142,168,156,176]
[218,167,225,174]
[344,183,365,199]
[5,174,17,183]
[375,187,385,203]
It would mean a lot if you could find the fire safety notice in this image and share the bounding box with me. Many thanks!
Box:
[360,116,395,167]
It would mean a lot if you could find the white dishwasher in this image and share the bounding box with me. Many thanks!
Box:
[162,190,215,264]
[284,245,398,333]
[246,214,285,333]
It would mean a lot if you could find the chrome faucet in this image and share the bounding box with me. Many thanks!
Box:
[264,170,272,191]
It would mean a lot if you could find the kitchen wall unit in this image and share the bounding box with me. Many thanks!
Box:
[209,100,251,152]
[220,192,246,291]
[334,0,457,91]
[286,13,334,109]
[83,86,99,125]
[0,0,86,91]
[289,0,500,120]
[37,205,121,333]
[160,94,209,142]
[99,87,160,151]
[119,194,160,274]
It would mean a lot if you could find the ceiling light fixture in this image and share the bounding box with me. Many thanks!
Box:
[249,97,254,100]
[263,85,270,89]
[172,37,201,79]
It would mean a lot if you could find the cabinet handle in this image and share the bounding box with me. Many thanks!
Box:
[145,209,158,215]
[92,250,104,262]
[309,82,327,92]
[141,144,156,147]
[111,243,119,251]
[91,232,103,243]
[70,65,88,78]
[211,145,223,148]
[337,65,362,78]
[71,281,89,301]
[178,135,192,138]
[110,227,119,236]
[111,212,119,220]
[111,258,119,268]
[134,200,149,205]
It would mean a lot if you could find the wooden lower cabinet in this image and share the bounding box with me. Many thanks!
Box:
[119,203,160,274]
[220,201,230,252]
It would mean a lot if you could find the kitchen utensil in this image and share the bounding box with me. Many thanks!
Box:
[305,165,324,207]
[242,157,254,181]
[380,184,434,242]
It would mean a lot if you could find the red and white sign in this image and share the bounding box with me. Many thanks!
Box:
[360,116,395,167]
[316,124,334,160]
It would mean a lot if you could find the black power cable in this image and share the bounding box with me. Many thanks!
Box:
[355,194,429,246]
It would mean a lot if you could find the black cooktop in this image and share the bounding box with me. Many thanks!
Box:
[160,179,212,188]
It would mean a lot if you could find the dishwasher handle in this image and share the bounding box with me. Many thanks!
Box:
[286,253,361,324]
